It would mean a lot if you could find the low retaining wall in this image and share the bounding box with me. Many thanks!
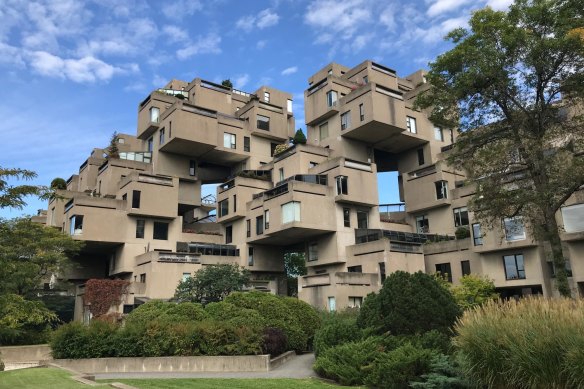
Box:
[0,344,52,362]
[269,351,296,370]
[50,355,271,374]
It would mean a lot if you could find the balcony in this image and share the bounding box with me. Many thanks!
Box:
[355,228,454,245]
[301,272,379,288]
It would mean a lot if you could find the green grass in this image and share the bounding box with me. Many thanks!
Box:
[99,378,346,389]
[0,367,96,389]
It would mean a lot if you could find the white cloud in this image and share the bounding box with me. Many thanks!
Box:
[234,74,250,89]
[152,74,167,87]
[176,33,222,60]
[0,42,25,66]
[162,25,189,43]
[162,0,202,19]
[256,40,267,49]
[427,0,471,17]
[236,9,280,31]
[304,0,370,39]
[29,51,129,83]
[486,0,513,11]
[350,33,374,52]
[379,6,397,32]
[281,66,298,75]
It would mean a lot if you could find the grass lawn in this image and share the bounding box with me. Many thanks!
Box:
[98,378,346,389]
[0,367,96,389]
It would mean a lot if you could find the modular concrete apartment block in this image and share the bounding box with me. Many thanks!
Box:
[40,61,584,319]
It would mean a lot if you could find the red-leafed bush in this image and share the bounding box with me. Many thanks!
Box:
[84,279,130,317]
[262,327,288,357]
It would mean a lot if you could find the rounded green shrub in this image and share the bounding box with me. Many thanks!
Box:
[124,300,172,326]
[262,327,288,356]
[205,302,265,330]
[281,297,321,346]
[314,318,362,357]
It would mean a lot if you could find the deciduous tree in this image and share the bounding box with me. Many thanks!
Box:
[174,264,250,303]
[417,0,584,296]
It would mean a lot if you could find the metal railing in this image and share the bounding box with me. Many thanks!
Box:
[284,174,328,186]
[379,203,406,213]
[355,228,454,245]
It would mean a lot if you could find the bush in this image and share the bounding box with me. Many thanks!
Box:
[262,327,288,356]
[450,275,499,310]
[410,353,470,389]
[454,297,584,388]
[124,300,171,327]
[281,297,320,347]
[313,337,382,386]
[51,321,118,359]
[455,227,470,239]
[313,317,362,357]
[359,271,460,335]
[125,301,207,327]
[356,292,383,330]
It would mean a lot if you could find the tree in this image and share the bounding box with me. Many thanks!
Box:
[0,294,58,345]
[50,177,67,190]
[221,79,233,88]
[417,0,584,296]
[450,275,499,310]
[292,129,307,145]
[0,167,48,209]
[284,252,307,296]
[358,271,460,335]
[106,131,120,159]
[0,218,83,297]
[174,263,250,303]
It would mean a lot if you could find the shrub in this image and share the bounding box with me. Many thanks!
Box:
[0,359,4,371]
[51,321,118,359]
[313,317,362,357]
[281,297,321,347]
[292,129,307,145]
[410,353,470,389]
[262,327,288,356]
[313,336,382,386]
[205,302,265,330]
[124,300,171,327]
[364,343,436,389]
[455,227,470,239]
[454,297,584,388]
[359,271,460,335]
[450,275,499,310]
[165,302,208,322]
[356,292,383,330]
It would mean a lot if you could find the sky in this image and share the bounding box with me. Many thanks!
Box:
[0,0,513,219]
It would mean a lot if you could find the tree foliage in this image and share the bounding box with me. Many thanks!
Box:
[50,177,67,190]
[0,218,83,297]
[174,264,250,303]
[0,167,48,209]
[292,129,307,145]
[84,279,130,318]
[221,79,233,88]
[284,252,307,296]
[0,293,58,345]
[451,275,499,310]
[417,0,584,296]
[106,131,120,159]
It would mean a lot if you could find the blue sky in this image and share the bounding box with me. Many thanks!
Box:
[0,0,513,218]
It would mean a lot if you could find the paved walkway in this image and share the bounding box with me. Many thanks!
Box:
[94,353,317,380]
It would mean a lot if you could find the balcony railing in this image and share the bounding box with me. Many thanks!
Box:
[441,144,454,152]
[158,252,200,263]
[177,242,240,257]
[379,203,406,213]
[156,88,188,99]
[219,180,235,192]
[284,174,328,186]
[355,228,454,245]
[119,152,152,163]
[253,183,289,200]
[233,89,251,97]
[408,165,437,179]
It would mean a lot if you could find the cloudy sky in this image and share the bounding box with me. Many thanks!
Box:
[0,0,513,218]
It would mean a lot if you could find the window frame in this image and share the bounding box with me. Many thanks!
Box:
[282,201,301,224]
[335,175,348,195]
[256,215,264,235]
[135,219,145,239]
[319,122,329,140]
[406,116,417,133]
[416,214,429,233]
[132,190,141,209]
[503,216,526,241]
[503,254,526,280]
[472,223,483,246]
[218,199,229,217]
[453,207,469,227]
[343,207,351,227]
[434,126,443,141]
[153,221,169,240]
[223,132,236,149]
[435,180,448,200]
[341,111,351,130]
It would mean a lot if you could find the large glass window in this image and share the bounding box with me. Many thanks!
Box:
[434,126,443,141]
[256,215,264,235]
[348,296,363,308]
[359,104,364,121]
[132,190,141,208]
[435,180,448,200]
[159,128,165,145]
[406,116,417,133]
[136,219,145,239]
[225,225,232,244]
[357,211,368,229]
[150,107,160,123]
[264,210,270,230]
[453,207,469,227]
[343,208,350,227]
[308,242,318,261]
[153,222,169,240]
[248,247,254,266]
[70,215,84,235]
[461,260,471,276]
[341,111,351,130]
[319,122,329,140]
[287,99,293,112]
[223,132,236,149]
[246,219,251,237]
[257,115,270,131]
[326,90,338,107]
[472,223,483,245]
[503,254,525,280]
[244,136,250,152]
[219,199,229,217]
[282,201,301,223]
[417,148,425,165]
[503,217,526,241]
[147,137,153,152]
[335,175,348,195]
[416,215,429,233]
[435,263,452,282]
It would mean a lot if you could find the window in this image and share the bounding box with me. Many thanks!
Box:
[453,207,469,227]
[233,195,237,212]
[282,201,301,223]
[416,215,429,233]
[147,137,153,152]
[169,121,172,138]
[264,210,270,230]
[328,297,336,312]
[287,99,293,112]
[139,273,146,283]
[503,254,526,280]
[308,242,318,261]
[279,168,284,182]
[122,193,127,201]
[69,215,83,235]
[561,203,584,233]
[461,260,471,276]
[357,211,368,229]
[359,104,364,121]
[379,262,386,282]
[225,225,233,243]
[257,115,270,131]
[182,272,190,282]
[335,175,348,195]
[264,91,270,102]
[326,90,338,107]
[319,122,329,140]
[132,190,141,208]
[159,128,165,145]
[153,222,169,240]
[219,199,229,217]
[223,132,236,149]
[348,296,363,308]
[435,180,448,200]
[434,126,444,141]
[472,223,483,246]
[347,265,362,273]
[248,247,254,266]
[189,160,196,176]
[341,111,351,130]
[406,116,417,133]
[256,215,264,235]
[417,148,425,165]
[447,128,454,143]
[150,107,160,123]
[436,263,453,282]
[363,75,368,84]
[343,208,350,227]
[270,143,278,156]
[244,136,250,152]
[246,219,251,237]
[503,217,526,241]
[136,219,145,239]
[548,260,572,278]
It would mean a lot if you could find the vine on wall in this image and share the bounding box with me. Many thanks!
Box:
[84,279,130,317]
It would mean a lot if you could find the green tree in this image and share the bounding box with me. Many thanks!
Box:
[0,294,58,345]
[450,275,499,310]
[292,129,307,145]
[417,0,584,296]
[284,252,307,296]
[0,167,48,209]
[106,131,120,159]
[174,263,251,303]
[221,79,233,88]
[358,271,461,335]
[50,177,67,190]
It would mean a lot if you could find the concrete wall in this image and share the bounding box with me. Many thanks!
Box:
[0,345,52,362]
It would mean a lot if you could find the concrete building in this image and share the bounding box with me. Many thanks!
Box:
[44,61,584,319]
